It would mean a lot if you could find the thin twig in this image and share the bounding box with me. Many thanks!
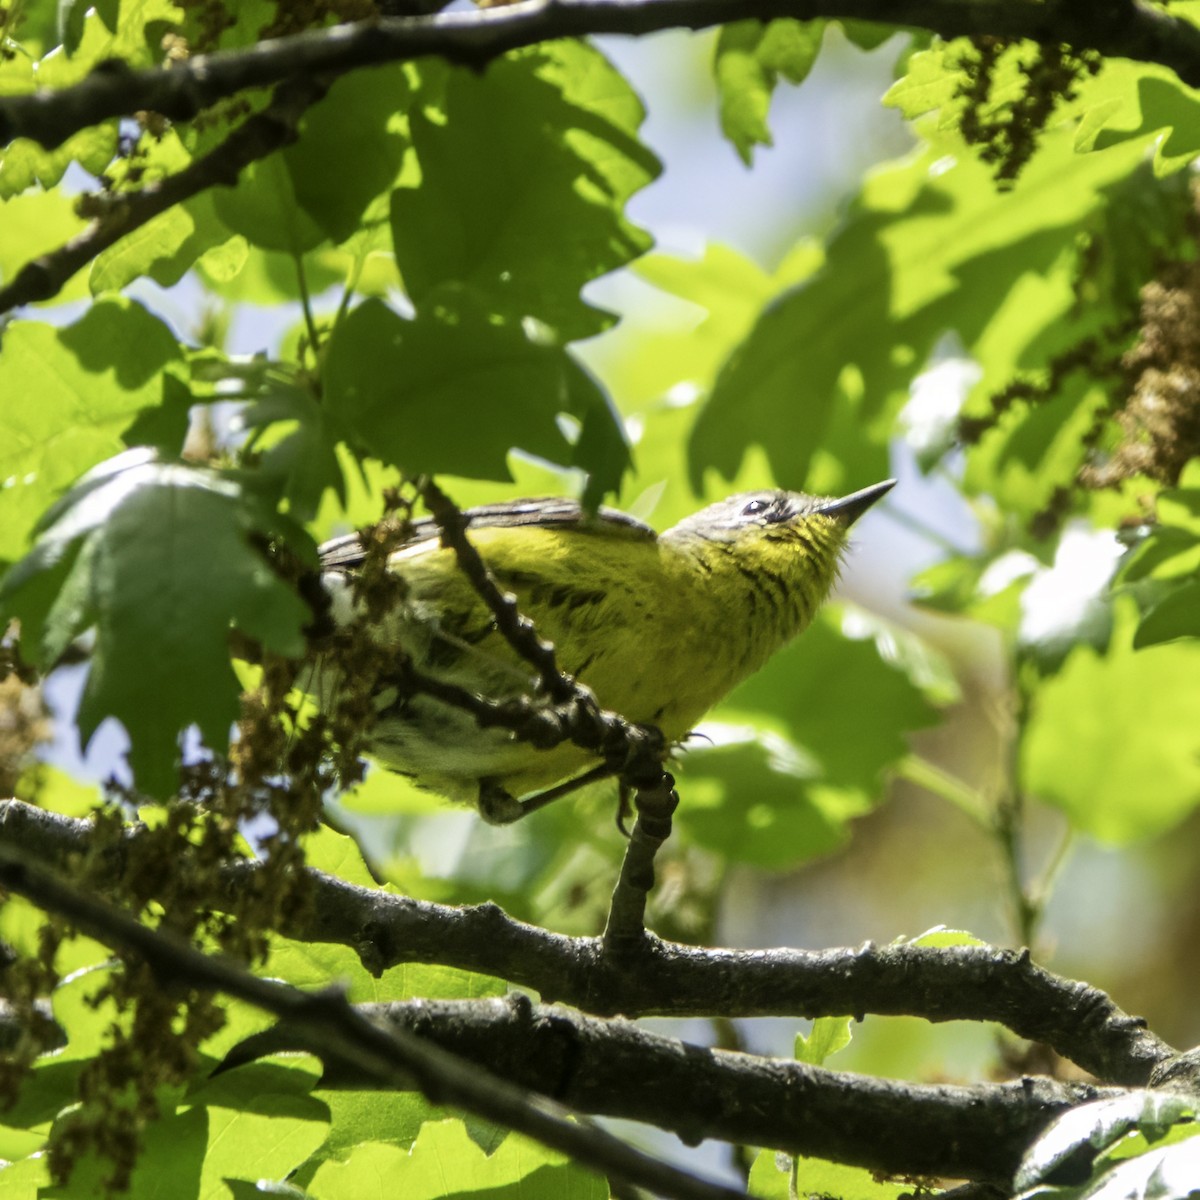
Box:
[399,659,664,789]
[417,476,578,704]
[0,844,746,1200]
[0,75,329,315]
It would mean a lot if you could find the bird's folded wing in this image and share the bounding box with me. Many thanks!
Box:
[318,498,656,572]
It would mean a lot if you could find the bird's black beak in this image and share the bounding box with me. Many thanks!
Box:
[818,479,896,526]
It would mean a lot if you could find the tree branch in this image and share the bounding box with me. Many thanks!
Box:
[1,0,1198,154]
[227,993,1119,1184]
[0,843,745,1200]
[604,776,680,948]
[0,75,328,315]
[417,476,580,706]
[0,798,1176,1087]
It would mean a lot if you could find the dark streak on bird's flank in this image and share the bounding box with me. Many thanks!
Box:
[540,585,607,611]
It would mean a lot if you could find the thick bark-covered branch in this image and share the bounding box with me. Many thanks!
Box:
[0,845,743,1200]
[1,0,1198,153]
[229,993,1118,1184]
[0,825,1123,1186]
[0,798,1175,1086]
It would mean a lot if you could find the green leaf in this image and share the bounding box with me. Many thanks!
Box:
[323,297,630,497]
[748,1147,911,1200]
[0,125,116,199]
[214,151,326,256]
[687,128,1149,495]
[91,189,241,293]
[720,609,941,793]
[260,833,506,1003]
[1076,54,1200,176]
[264,934,504,1007]
[1022,604,1200,844]
[335,765,443,815]
[0,1155,51,1198]
[961,376,1110,526]
[714,20,825,164]
[1,453,313,797]
[307,1119,606,1200]
[673,611,939,867]
[392,44,659,341]
[86,128,249,292]
[838,20,896,51]
[0,1057,79,1162]
[746,1151,791,1200]
[907,926,988,948]
[197,243,330,303]
[63,0,120,49]
[44,1063,330,1200]
[1119,528,1200,584]
[50,963,122,1063]
[633,243,797,392]
[0,299,182,564]
[240,376,348,523]
[286,65,410,245]
[310,1091,443,1167]
[1134,581,1200,648]
[0,191,89,300]
[588,241,829,517]
[120,372,195,456]
[0,0,176,196]
[1119,480,1200,647]
[302,826,380,889]
[791,1155,913,1200]
[15,763,103,817]
[884,38,1020,129]
[674,734,855,869]
[885,39,1200,178]
[794,1015,853,1065]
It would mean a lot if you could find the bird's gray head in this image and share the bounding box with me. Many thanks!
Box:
[662,480,895,546]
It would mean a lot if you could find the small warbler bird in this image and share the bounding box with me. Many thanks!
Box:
[316,480,894,821]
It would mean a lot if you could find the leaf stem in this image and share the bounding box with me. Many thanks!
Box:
[993,684,1040,950]
[295,253,322,358]
[895,754,991,827]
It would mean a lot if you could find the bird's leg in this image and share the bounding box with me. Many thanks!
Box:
[602,773,680,949]
[476,763,616,826]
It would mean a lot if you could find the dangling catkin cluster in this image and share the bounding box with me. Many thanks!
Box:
[1083,255,1200,489]
[955,37,1102,185]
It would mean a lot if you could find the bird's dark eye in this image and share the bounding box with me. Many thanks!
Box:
[741,498,769,517]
